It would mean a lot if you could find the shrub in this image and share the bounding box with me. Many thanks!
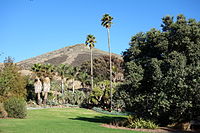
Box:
[110,115,158,129]
[63,90,86,105]
[88,80,119,109]
[47,100,59,106]
[127,116,158,129]
[4,97,27,118]
[111,118,128,127]
[0,103,8,118]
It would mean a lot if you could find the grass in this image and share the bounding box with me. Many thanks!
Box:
[0,108,145,133]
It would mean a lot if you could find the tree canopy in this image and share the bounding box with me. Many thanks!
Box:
[117,14,200,125]
[0,57,27,103]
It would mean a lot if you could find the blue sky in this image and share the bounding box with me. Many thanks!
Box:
[0,0,200,62]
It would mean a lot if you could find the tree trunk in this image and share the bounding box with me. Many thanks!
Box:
[91,48,94,90]
[43,77,51,105]
[34,77,42,105]
[43,92,48,105]
[98,84,105,102]
[61,78,64,95]
[72,78,75,93]
[107,28,112,111]
[37,92,41,105]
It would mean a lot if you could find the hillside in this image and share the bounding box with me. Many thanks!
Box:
[17,44,122,69]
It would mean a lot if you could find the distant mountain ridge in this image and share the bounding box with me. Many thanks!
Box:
[17,44,122,69]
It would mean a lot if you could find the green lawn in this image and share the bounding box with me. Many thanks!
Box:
[0,108,145,133]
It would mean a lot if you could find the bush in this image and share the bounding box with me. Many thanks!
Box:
[127,116,158,129]
[4,97,27,118]
[47,100,59,106]
[88,80,119,109]
[110,115,158,129]
[63,90,86,105]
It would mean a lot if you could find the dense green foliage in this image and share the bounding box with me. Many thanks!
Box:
[4,97,27,118]
[26,77,36,101]
[63,90,86,105]
[116,14,200,125]
[126,116,158,129]
[0,58,27,103]
[112,116,158,129]
[88,80,118,109]
[80,55,123,82]
[31,63,55,78]
[0,108,141,133]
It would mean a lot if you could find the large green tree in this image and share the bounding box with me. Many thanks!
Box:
[101,14,114,110]
[85,34,96,91]
[118,14,200,125]
[0,57,27,103]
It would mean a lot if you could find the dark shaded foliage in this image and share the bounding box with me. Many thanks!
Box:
[117,14,200,125]
[80,55,123,82]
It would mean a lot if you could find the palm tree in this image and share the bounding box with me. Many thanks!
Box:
[31,63,43,105]
[42,64,55,104]
[101,13,113,110]
[85,34,96,91]
[32,63,55,105]
[57,64,71,95]
[77,71,90,88]
[68,66,80,93]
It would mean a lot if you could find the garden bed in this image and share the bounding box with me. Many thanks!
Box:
[102,124,199,133]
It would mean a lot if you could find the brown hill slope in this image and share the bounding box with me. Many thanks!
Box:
[17,44,122,69]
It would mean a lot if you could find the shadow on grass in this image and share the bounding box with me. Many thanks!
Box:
[70,116,125,124]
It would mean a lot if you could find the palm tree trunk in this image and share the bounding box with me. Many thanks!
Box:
[43,92,48,104]
[37,92,41,105]
[107,28,112,111]
[91,48,94,90]
[61,78,64,95]
[43,77,50,105]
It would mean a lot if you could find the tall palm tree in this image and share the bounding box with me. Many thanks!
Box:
[85,34,96,91]
[101,13,113,110]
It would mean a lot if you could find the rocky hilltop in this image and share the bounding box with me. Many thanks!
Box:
[17,44,122,69]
